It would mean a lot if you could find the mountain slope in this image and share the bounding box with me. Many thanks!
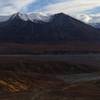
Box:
[0,13,100,43]
[91,23,100,29]
[0,15,10,22]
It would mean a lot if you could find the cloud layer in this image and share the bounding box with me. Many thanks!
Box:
[36,0,100,23]
[0,0,100,23]
[38,0,100,15]
[0,0,35,15]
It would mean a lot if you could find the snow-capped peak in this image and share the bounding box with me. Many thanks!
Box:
[16,12,51,22]
[17,13,29,21]
[28,12,50,22]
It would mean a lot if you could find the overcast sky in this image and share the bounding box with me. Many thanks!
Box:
[0,0,100,22]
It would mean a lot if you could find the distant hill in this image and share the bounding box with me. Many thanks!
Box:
[91,23,100,29]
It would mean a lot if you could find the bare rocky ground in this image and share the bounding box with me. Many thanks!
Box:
[0,61,100,100]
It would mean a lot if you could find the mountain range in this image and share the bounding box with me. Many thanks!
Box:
[0,13,100,44]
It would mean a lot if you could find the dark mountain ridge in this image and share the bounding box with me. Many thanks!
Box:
[0,13,100,43]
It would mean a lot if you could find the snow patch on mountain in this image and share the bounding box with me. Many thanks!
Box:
[18,13,29,21]
[17,12,51,22]
[29,12,51,22]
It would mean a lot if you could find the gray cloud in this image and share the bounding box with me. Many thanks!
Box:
[0,0,35,15]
